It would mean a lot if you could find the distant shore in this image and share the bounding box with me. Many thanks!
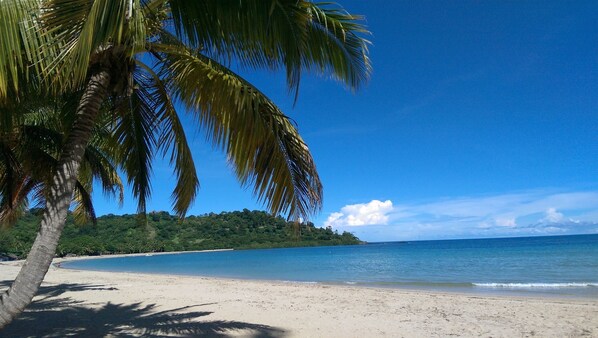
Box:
[52,248,234,262]
[1,258,597,337]
[51,248,235,270]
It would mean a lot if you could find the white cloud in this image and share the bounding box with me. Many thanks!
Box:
[541,208,564,223]
[322,190,598,241]
[325,200,393,227]
[325,212,343,226]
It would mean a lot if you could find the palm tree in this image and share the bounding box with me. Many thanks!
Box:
[0,95,124,227]
[0,0,370,327]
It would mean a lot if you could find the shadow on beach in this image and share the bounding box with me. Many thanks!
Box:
[0,281,287,337]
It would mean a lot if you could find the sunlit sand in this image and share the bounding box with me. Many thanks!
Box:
[1,258,596,337]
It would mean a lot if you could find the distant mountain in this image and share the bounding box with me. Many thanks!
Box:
[0,209,362,258]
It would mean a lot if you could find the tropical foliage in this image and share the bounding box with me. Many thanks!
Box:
[0,0,371,220]
[0,96,124,227]
[0,0,370,327]
[0,209,361,258]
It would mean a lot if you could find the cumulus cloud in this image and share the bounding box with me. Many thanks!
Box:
[325,212,343,225]
[541,208,564,223]
[325,200,393,227]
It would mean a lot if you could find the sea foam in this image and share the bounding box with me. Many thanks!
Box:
[473,282,598,288]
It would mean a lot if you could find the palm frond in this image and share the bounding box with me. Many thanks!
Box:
[72,164,97,225]
[0,178,37,228]
[2,0,371,227]
[113,84,158,216]
[38,0,147,93]
[0,141,30,227]
[168,0,371,97]
[0,141,23,209]
[0,0,41,100]
[0,96,125,226]
[83,141,124,206]
[158,45,322,220]
[136,60,199,218]
[300,2,371,90]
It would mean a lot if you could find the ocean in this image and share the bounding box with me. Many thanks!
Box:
[61,234,598,297]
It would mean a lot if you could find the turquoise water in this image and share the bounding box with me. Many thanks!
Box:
[62,234,598,297]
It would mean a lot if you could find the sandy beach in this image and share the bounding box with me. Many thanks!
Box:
[1,258,597,337]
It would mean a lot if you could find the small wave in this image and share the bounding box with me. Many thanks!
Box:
[473,282,598,289]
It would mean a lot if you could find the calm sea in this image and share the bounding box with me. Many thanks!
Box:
[61,234,598,297]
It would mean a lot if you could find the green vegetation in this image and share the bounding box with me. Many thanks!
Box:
[0,0,370,326]
[0,209,361,258]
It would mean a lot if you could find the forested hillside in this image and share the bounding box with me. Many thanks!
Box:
[0,209,361,258]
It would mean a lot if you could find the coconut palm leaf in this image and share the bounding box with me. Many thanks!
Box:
[0,0,40,99]
[0,142,27,226]
[135,61,199,218]
[0,100,124,226]
[42,0,146,92]
[72,164,96,225]
[0,178,39,229]
[168,0,371,96]
[156,44,322,220]
[0,0,72,100]
[113,84,158,216]
[83,140,124,205]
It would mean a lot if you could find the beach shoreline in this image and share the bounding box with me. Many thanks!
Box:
[1,257,597,337]
[53,249,598,301]
[52,247,235,263]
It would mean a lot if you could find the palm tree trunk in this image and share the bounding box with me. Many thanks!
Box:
[0,69,111,328]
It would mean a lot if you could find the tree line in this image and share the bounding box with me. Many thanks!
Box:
[0,209,361,258]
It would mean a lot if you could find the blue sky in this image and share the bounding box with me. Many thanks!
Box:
[93,1,598,241]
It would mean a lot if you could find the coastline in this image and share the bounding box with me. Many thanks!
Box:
[53,248,598,301]
[51,248,235,266]
[1,257,597,337]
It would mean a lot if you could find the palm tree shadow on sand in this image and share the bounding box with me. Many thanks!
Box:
[0,281,287,337]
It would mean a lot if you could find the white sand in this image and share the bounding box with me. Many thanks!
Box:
[1,257,597,337]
